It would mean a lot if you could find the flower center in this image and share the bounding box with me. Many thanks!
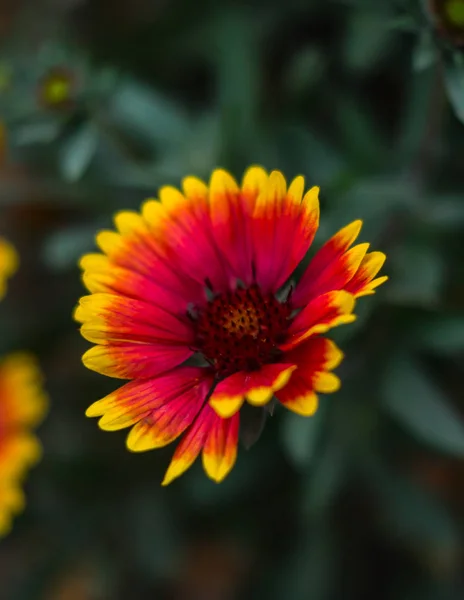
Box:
[194,285,291,376]
[39,69,74,108]
[446,0,464,26]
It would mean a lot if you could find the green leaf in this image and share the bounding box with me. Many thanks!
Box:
[412,30,438,72]
[444,54,464,125]
[60,122,98,182]
[382,355,464,456]
[108,78,189,146]
[343,9,394,72]
[155,111,221,178]
[41,223,102,271]
[334,96,387,171]
[281,403,327,469]
[385,15,419,32]
[284,46,325,97]
[422,194,464,229]
[213,8,260,170]
[302,436,347,517]
[240,404,268,449]
[412,315,464,353]
[397,67,438,162]
[13,119,63,146]
[386,241,444,307]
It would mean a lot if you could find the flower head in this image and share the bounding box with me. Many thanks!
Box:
[0,237,18,299]
[0,353,48,536]
[429,0,464,45]
[38,66,76,110]
[76,167,387,485]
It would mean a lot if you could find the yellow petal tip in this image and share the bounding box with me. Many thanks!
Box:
[209,395,244,418]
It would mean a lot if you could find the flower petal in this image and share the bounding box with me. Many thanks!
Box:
[294,242,370,302]
[0,353,48,428]
[241,165,268,193]
[0,433,42,480]
[276,379,319,416]
[86,381,155,426]
[0,237,18,299]
[282,182,320,285]
[0,484,24,514]
[0,484,25,537]
[161,426,207,485]
[202,409,239,483]
[126,374,212,451]
[292,220,362,307]
[209,363,297,418]
[276,337,344,415]
[209,168,255,286]
[86,367,212,443]
[282,290,356,350]
[182,175,209,199]
[157,183,231,292]
[345,251,388,297]
[121,202,209,303]
[80,253,189,314]
[313,372,341,393]
[82,343,193,380]
[251,171,320,291]
[75,293,194,345]
[97,210,205,307]
[284,336,344,371]
[161,402,239,485]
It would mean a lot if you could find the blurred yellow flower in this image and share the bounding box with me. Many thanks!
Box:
[0,353,48,536]
[0,237,18,299]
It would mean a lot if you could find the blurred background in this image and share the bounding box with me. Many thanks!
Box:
[1,0,464,598]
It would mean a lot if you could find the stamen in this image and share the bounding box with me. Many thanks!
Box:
[194,284,291,376]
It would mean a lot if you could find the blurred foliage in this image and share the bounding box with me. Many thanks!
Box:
[1,0,464,599]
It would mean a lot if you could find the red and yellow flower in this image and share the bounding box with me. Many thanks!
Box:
[0,237,18,299]
[0,353,48,535]
[76,167,387,485]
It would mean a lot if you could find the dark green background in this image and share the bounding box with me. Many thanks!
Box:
[1,0,464,598]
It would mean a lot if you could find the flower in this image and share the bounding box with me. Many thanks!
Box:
[38,66,76,110]
[0,353,48,536]
[76,167,387,485]
[429,0,464,45]
[0,237,18,299]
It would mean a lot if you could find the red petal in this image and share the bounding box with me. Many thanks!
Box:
[209,363,297,418]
